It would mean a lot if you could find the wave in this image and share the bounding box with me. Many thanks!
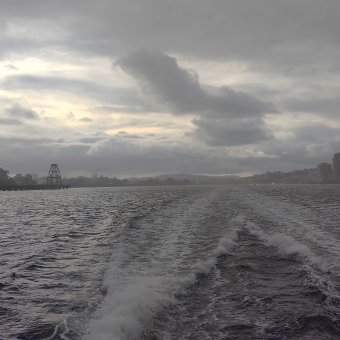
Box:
[245,221,340,273]
[82,216,243,340]
[245,221,340,319]
[246,222,322,266]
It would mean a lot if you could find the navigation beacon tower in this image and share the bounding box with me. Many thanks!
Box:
[46,164,63,185]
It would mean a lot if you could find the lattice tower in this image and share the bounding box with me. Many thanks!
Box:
[46,164,62,185]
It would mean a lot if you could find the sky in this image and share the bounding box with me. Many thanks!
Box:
[1,0,340,178]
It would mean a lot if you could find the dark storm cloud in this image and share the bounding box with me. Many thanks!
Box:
[5,104,39,119]
[116,49,276,117]
[189,118,272,147]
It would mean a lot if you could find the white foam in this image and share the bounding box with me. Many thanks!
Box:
[84,277,170,340]
[193,234,238,276]
[83,217,241,340]
[246,222,340,274]
[247,222,320,263]
[245,221,340,318]
[240,189,340,268]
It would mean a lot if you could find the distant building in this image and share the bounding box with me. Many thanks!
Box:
[333,153,340,182]
[317,163,332,179]
[92,174,98,179]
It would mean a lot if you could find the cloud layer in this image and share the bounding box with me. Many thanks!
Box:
[116,49,277,147]
[116,49,276,117]
[1,1,340,176]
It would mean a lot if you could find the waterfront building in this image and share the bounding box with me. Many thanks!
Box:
[333,153,340,182]
[317,163,332,179]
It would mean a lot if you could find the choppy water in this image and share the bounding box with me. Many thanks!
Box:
[2,185,340,339]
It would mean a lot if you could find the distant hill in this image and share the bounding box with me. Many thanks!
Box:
[128,173,240,183]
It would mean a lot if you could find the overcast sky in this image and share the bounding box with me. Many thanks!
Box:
[1,0,340,177]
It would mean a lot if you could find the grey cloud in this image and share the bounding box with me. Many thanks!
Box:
[0,131,336,177]
[293,123,339,144]
[0,118,23,125]
[79,137,104,143]
[84,136,335,176]
[100,118,182,132]
[0,34,50,60]
[230,84,281,101]
[3,75,144,106]
[237,151,308,173]
[120,134,144,139]
[189,118,272,147]
[89,105,157,114]
[0,135,240,176]
[249,128,337,173]
[5,104,39,120]
[86,137,241,175]
[79,117,93,122]
[116,49,276,117]
[284,96,340,116]
[2,1,340,74]
[2,1,340,176]
[0,137,59,147]
[115,131,144,139]
[1,143,91,176]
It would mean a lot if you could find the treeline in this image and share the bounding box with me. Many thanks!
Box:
[0,167,195,187]
[0,168,15,185]
[63,176,194,187]
[3,165,332,188]
[0,168,37,185]
[241,168,327,184]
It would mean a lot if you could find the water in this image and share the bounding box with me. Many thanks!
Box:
[2,185,340,339]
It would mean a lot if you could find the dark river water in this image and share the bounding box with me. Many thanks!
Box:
[2,185,340,339]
